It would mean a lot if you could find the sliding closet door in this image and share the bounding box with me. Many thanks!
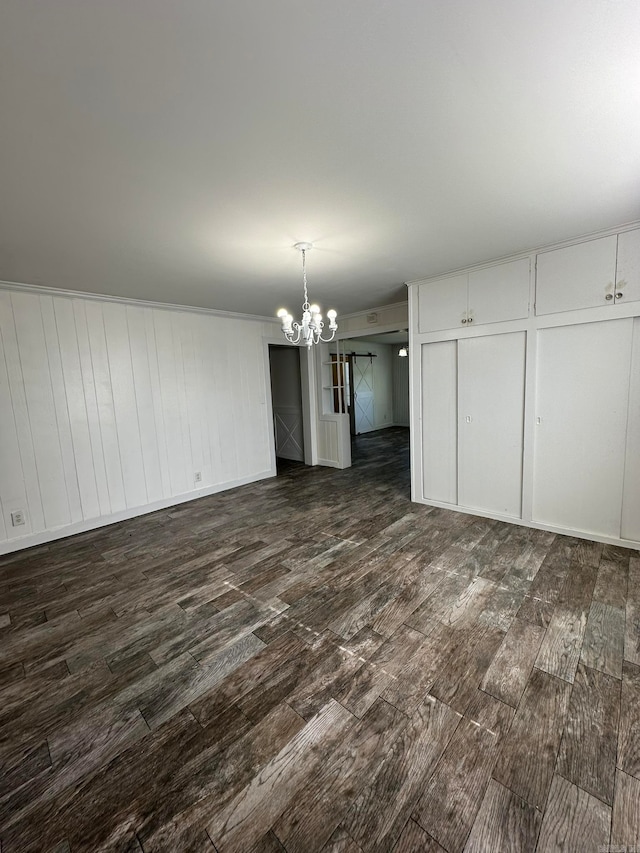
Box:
[458,332,526,517]
[533,318,633,537]
[421,341,457,504]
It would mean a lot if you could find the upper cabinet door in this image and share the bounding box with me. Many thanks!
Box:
[418,274,467,332]
[535,234,617,315]
[468,258,530,325]
[616,227,640,306]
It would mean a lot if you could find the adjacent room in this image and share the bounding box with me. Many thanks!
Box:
[1,1,639,851]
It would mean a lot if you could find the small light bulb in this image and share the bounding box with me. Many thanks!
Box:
[327,309,337,319]
[277,308,288,318]
[309,304,320,315]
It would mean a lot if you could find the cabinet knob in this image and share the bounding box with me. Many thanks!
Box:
[468,317,473,323]
[616,292,623,299]
[461,318,467,324]
[605,293,613,300]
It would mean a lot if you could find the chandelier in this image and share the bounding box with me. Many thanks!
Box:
[277,242,337,347]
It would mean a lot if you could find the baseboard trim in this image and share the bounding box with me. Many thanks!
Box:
[410,494,640,551]
[0,469,276,557]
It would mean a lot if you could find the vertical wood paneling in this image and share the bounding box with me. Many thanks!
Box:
[143,307,172,499]
[126,306,164,504]
[153,310,189,496]
[11,292,70,530]
[0,326,30,537]
[102,302,148,508]
[85,301,127,513]
[0,292,45,533]
[0,287,275,548]
[55,299,103,519]
[39,295,84,525]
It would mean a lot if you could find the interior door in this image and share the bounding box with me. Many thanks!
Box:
[458,332,526,517]
[532,318,633,536]
[352,356,375,434]
[269,346,304,461]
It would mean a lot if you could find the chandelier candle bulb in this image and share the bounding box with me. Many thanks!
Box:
[276,242,338,348]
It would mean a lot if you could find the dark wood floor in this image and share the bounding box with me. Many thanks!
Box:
[1,426,639,853]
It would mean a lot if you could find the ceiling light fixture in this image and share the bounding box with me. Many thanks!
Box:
[277,242,337,348]
[398,346,408,357]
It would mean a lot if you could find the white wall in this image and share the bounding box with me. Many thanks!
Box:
[0,286,277,553]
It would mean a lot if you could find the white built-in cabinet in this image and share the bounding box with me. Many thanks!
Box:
[532,319,633,537]
[536,228,640,315]
[411,222,640,548]
[418,257,530,332]
[421,333,526,517]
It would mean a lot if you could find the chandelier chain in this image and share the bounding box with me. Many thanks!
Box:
[301,249,309,310]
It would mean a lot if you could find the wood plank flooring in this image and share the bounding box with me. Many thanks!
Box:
[0,426,638,852]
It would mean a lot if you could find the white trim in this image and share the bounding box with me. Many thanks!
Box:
[0,279,276,324]
[339,300,409,320]
[411,495,640,551]
[405,219,640,287]
[0,469,276,557]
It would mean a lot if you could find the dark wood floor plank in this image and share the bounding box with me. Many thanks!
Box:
[492,667,571,810]
[392,820,446,853]
[536,773,611,853]
[343,695,461,853]
[480,617,545,707]
[612,769,640,850]
[463,779,541,853]
[625,554,640,665]
[535,562,598,683]
[619,660,640,779]
[429,626,505,715]
[580,600,624,678]
[556,662,619,805]
[593,557,629,609]
[272,699,408,853]
[411,708,507,853]
[321,827,365,852]
[206,699,355,853]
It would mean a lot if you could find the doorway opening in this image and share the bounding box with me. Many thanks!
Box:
[327,329,410,486]
[268,345,305,465]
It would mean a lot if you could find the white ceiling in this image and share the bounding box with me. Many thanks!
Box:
[1,1,639,319]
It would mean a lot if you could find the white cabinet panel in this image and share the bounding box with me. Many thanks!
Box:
[535,235,617,315]
[468,258,530,326]
[622,318,640,541]
[418,274,467,332]
[421,341,457,504]
[458,332,526,517]
[533,319,633,537]
[616,227,640,306]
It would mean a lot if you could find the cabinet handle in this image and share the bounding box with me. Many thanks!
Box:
[461,318,467,324]
[605,293,613,300]
[616,292,623,299]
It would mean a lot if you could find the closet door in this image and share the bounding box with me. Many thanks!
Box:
[421,341,457,504]
[621,317,640,542]
[458,332,526,517]
[533,318,633,537]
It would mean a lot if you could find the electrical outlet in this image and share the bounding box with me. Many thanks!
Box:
[194,471,202,483]
[11,510,25,527]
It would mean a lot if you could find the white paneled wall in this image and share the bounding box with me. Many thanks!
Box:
[392,352,409,427]
[0,287,275,552]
